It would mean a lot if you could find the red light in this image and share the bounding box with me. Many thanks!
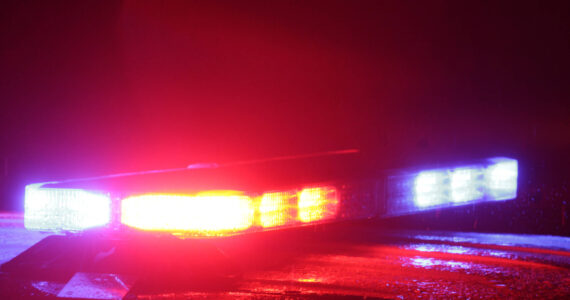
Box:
[121,192,254,236]
[120,187,340,237]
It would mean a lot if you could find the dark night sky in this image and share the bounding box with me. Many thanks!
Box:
[1,0,569,211]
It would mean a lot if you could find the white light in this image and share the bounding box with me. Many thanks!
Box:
[24,184,111,231]
[485,158,518,200]
[450,167,484,202]
[414,171,447,207]
[387,157,518,216]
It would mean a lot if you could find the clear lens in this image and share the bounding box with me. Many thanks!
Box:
[24,183,111,231]
[450,167,484,203]
[384,157,518,216]
[485,157,518,200]
[414,170,448,207]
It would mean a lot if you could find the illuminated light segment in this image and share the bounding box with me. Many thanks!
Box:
[121,193,254,235]
[485,158,518,200]
[450,167,484,203]
[411,158,517,210]
[414,171,447,207]
[24,184,111,231]
[122,187,339,234]
[298,187,338,223]
[258,192,296,227]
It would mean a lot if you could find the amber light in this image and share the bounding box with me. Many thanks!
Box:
[298,187,338,223]
[121,192,254,236]
[258,191,296,228]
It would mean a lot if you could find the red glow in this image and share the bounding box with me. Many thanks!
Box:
[119,185,341,236]
[121,192,254,236]
[298,187,338,223]
[258,191,296,228]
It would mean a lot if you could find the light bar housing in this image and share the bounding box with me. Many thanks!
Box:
[24,156,518,237]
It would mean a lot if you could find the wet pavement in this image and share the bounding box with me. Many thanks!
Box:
[1,212,569,299]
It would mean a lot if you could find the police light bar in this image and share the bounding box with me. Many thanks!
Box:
[24,155,518,238]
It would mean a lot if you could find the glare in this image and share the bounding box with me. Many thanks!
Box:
[298,187,338,223]
[259,192,296,227]
[24,184,111,231]
[297,277,323,283]
[414,171,447,207]
[409,258,471,270]
[121,192,254,236]
[450,167,484,202]
[411,158,517,210]
[485,158,518,200]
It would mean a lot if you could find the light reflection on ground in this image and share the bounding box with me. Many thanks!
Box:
[2,213,570,299]
[407,257,472,270]
[407,243,511,258]
[409,231,570,252]
[240,240,570,298]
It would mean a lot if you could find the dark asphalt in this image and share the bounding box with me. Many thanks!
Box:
[1,212,570,299]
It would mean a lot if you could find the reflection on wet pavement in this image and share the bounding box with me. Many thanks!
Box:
[238,239,570,299]
[2,213,570,299]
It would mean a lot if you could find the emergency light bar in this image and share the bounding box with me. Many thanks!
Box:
[24,156,518,238]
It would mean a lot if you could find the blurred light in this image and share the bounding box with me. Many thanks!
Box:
[298,187,338,222]
[25,184,111,231]
[450,167,484,202]
[387,157,518,216]
[23,156,518,237]
[121,192,254,236]
[414,171,447,207]
[297,277,323,283]
[408,257,471,270]
[258,192,296,227]
[485,158,518,200]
